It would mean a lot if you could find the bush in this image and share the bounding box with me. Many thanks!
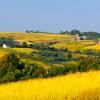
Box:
[22,42,27,48]
[0,53,20,72]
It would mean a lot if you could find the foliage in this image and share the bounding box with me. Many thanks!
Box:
[0,37,14,47]
[22,42,27,48]
[1,41,100,84]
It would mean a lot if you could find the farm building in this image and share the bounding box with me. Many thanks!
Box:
[72,35,80,41]
[2,44,11,48]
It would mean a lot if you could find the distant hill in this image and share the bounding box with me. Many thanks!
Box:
[0,32,73,44]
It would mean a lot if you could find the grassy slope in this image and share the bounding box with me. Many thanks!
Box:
[85,44,100,50]
[52,40,95,51]
[0,48,38,57]
[0,32,73,44]
[0,71,100,100]
[21,59,50,69]
[12,48,38,53]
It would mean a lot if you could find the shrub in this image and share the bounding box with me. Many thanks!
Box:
[0,53,20,72]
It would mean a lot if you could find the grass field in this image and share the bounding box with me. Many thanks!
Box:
[0,32,73,44]
[0,71,100,100]
[52,40,95,51]
[85,44,100,50]
[12,48,38,53]
[0,48,38,57]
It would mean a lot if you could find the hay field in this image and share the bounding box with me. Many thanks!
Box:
[85,44,100,50]
[0,48,37,57]
[0,71,100,100]
[12,48,38,53]
[52,40,95,51]
[0,32,73,44]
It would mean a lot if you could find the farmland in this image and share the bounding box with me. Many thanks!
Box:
[0,0,100,99]
[0,32,100,100]
[85,44,100,50]
[0,71,100,100]
[0,48,38,57]
[52,40,95,51]
[0,32,73,44]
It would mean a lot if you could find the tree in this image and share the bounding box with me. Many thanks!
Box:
[22,42,27,48]
[67,52,72,61]
[70,29,81,35]
[59,30,69,35]
[0,53,20,72]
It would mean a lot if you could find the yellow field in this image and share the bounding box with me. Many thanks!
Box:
[79,40,95,45]
[85,44,100,50]
[12,48,38,53]
[0,48,38,57]
[0,32,73,44]
[52,40,95,51]
[0,71,100,100]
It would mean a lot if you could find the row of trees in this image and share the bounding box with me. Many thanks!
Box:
[0,37,14,47]
[26,30,50,33]
[60,29,100,39]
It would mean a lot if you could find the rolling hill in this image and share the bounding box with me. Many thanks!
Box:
[0,71,100,100]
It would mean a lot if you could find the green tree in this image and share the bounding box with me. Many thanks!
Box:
[70,29,81,35]
[0,53,20,72]
[67,52,72,61]
[22,42,27,48]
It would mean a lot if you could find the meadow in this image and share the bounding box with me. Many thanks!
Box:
[0,71,100,100]
[85,44,100,50]
[52,40,95,51]
[0,32,73,44]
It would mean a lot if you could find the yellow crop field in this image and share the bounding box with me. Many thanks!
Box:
[0,71,100,100]
[52,42,85,51]
[0,48,38,57]
[0,32,73,44]
[0,49,7,57]
[85,44,100,50]
[79,40,95,45]
[12,48,38,53]
[52,40,95,51]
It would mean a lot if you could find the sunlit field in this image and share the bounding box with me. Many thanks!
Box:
[0,48,38,57]
[12,48,38,53]
[85,44,100,50]
[52,40,94,51]
[0,32,73,44]
[0,71,100,100]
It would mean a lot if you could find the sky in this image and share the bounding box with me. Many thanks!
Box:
[0,0,100,32]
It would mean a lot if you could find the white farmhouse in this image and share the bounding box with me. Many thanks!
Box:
[2,44,10,48]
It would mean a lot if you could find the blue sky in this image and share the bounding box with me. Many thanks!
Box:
[0,0,100,32]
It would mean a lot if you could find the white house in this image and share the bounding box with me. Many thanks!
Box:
[2,44,10,48]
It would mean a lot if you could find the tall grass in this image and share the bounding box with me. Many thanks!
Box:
[0,71,100,100]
